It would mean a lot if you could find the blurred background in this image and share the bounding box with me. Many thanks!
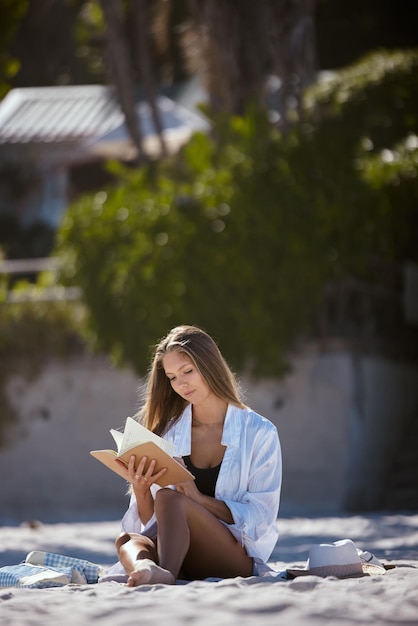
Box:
[0,0,417,523]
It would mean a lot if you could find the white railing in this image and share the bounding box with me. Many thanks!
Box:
[0,257,63,274]
[0,257,82,302]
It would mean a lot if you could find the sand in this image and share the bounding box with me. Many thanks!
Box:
[1,512,417,626]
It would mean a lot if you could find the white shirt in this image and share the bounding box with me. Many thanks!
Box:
[119,403,282,564]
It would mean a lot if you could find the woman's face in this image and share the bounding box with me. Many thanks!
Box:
[162,351,213,406]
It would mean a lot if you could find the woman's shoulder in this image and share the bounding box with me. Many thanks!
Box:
[229,404,277,433]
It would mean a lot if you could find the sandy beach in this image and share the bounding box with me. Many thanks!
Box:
[1,511,417,626]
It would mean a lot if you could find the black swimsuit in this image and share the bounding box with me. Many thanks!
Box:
[183,456,221,497]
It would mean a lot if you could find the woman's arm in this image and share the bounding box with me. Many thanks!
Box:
[132,486,155,525]
[175,480,234,523]
[120,455,167,526]
[221,427,282,542]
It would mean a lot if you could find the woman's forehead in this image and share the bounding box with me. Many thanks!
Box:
[162,350,192,373]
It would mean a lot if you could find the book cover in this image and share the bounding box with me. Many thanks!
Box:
[90,417,194,487]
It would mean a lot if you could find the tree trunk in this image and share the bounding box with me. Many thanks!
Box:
[269,0,318,129]
[132,0,167,157]
[184,0,318,124]
[100,0,144,161]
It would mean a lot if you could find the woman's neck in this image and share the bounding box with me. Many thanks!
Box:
[192,398,228,428]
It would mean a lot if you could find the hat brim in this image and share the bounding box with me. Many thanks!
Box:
[286,562,391,579]
[286,568,365,579]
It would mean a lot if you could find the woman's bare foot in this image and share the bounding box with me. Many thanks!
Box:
[126,558,175,587]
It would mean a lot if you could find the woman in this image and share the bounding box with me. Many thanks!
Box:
[111,325,282,586]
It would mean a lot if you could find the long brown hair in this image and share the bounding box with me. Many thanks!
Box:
[136,325,246,435]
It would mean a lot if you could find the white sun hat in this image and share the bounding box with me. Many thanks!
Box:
[287,539,388,579]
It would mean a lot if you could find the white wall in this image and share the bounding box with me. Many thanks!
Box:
[1,357,139,523]
[1,350,417,523]
[261,351,418,513]
[259,351,354,514]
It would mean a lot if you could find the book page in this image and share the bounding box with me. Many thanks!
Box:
[120,417,176,457]
[109,429,124,452]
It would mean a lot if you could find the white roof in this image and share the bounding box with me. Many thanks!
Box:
[0,85,123,144]
[0,84,210,157]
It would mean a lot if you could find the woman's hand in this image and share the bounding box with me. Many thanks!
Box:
[116,455,167,526]
[175,472,234,524]
[175,479,204,504]
[121,455,167,493]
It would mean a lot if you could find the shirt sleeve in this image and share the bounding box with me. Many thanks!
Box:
[222,425,282,547]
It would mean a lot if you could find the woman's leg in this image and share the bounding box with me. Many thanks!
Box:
[154,488,253,582]
[116,489,253,587]
[115,532,175,586]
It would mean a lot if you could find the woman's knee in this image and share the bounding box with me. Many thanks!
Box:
[116,533,157,560]
[154,487,185,515]
[115,532,131,550]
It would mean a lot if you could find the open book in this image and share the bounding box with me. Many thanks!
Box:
[90,417,194,487]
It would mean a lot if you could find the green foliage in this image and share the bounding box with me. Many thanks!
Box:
[0,297,86,364]
[71,0,107,82]
[0,0,29,97]
[57,49,418,377]
[303,49,418,267]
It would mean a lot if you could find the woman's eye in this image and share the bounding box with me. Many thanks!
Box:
[168,368,192,382]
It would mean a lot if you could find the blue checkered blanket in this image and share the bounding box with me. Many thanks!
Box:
[0,563,76,588]
[0,551,102,588]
